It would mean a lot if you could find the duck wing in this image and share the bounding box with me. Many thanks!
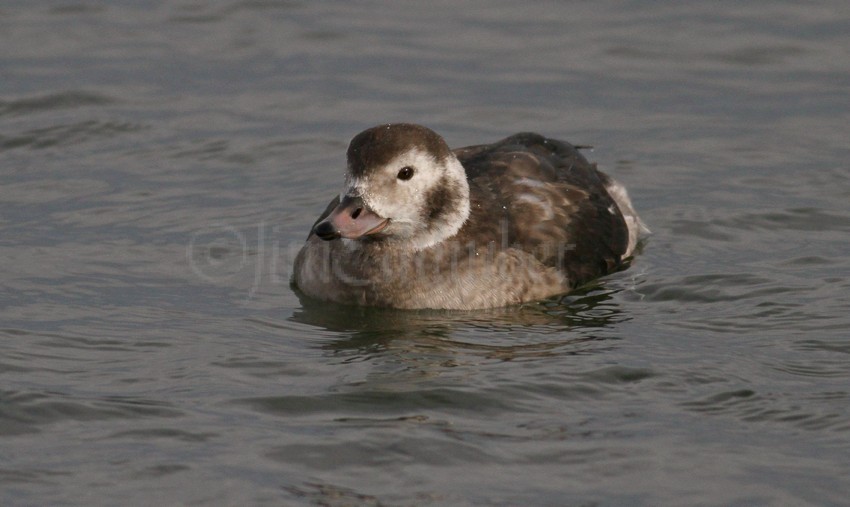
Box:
[455,133,629,288]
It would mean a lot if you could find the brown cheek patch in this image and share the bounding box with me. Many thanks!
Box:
[423,177,460,223]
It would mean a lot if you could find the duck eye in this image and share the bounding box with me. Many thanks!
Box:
[397,166,415,180]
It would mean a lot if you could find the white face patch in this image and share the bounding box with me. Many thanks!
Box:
[361,148,443,220]
[344,147,470,250]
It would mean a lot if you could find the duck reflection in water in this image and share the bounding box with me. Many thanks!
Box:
[289,281,631,360]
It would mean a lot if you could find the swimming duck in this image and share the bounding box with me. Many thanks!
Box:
[293,123,647,310]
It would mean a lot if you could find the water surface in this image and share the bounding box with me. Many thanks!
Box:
[2,1,850,505]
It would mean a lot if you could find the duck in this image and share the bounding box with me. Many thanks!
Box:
[293,123,647,310]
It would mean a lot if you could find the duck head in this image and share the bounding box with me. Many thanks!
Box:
[312,123,471,251]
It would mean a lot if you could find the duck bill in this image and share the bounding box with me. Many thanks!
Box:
[313,195,389,241]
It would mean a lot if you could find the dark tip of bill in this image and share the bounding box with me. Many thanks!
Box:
[313,221,340,241]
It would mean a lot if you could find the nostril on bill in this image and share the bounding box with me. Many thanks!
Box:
[351,208,362,219]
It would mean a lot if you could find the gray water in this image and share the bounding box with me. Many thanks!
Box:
[2,1,850,505]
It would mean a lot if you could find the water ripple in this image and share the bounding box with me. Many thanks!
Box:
[106,428,216,443]
[236,388,514,417]
[0,91,113,117]
[0,120,145,152]
[682,388,850,432]
[0,389,182,436]
[0,468,70,486]
[640,273,800,303]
